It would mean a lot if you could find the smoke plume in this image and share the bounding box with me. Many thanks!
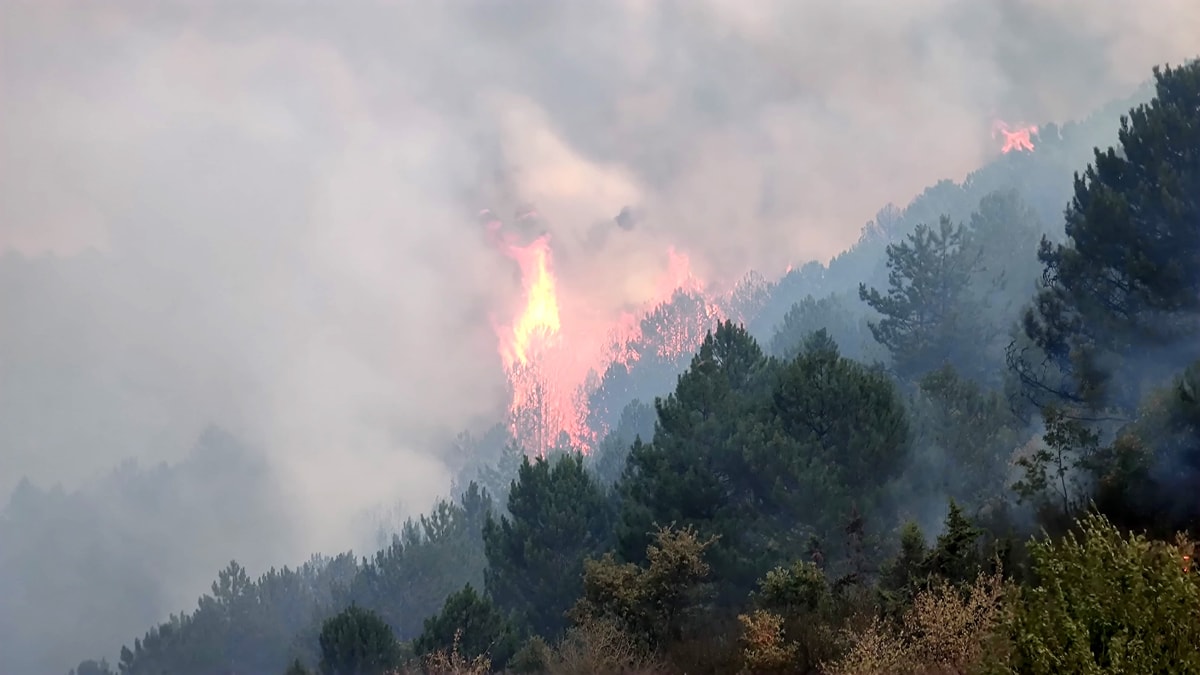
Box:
[1,1,1197,668]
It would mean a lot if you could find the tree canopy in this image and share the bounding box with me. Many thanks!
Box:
[1016,61,1200,413]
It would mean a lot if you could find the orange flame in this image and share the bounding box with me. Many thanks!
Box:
[493,232,591,456]
[487,215,738,456]
[499,235,560,368]
[992,120,1038,153]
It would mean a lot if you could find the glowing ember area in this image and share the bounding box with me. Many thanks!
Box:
[485,210,735,456]
[662,246,704,296]
[992,120,1038,153]
[645,290,727,360]
[603,311,645,365]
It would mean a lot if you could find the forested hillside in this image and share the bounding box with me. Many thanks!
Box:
[36,58,1200,675]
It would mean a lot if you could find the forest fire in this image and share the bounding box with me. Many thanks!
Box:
[992,120,1038,153]
[496,234,560,370]
[485,214,587,456]
[484,209,731,456]
[663,246,704,297]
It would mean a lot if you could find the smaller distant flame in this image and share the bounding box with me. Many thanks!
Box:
[992,120,1038,153]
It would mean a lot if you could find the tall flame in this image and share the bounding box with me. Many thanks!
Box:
[493,231,590,456]
[484,207,763,456]
[992,120,1038,153]
[499,235,560,369]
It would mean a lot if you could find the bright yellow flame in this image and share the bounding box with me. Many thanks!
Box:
[486,227,732,455]
[501,234,561,369]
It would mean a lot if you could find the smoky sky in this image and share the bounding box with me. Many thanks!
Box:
[2,0,1198,560]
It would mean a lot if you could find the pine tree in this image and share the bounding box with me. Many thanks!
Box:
[859,216,989,383]
[317,606,402,675]
[414,584,518,669]
[616,322,780,598]
[768,293,881,364]
[69,659,116,675]
[772,332,910,496]
[926,500,984,584]
[877,521,929,615]
[483,452,614,639]
[1016,60,1200,412]
[347,484,493,641]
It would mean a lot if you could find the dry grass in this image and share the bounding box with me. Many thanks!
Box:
[543,616,665,675]
[823,569,1009,675]
[737,609,798,673]
[418,629,492,675]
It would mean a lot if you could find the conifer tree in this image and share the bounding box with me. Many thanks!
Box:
[1015,60,1200,412]
[859,216,989,382]
[773,331,910,495]
[483,452,614,639]
[317,606,402,675]
[616,322,780,597]
[414,584,518,669]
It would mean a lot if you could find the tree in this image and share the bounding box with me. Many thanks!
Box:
[828,569,1008,675]
[586,290,724,437]
[1015,60,1200,413]
[907,366,1024,511]
[859,216,989,383]
[587,399,656,486]
[754,559,832,619]
[111,554,360,675]
[963,190,1047,388]
[1012,405,1102,521]
[483,452,614,639]
[570,525,717,652]
[450,425,521,506]
[317,606,402,675]
[772,330,910,497]
[616,321,783,597]
[747,558,839,672]
[962,190,1045,319]
[767,292,881,364]
[414,584,518,670]
[347,483,493,640]
[925,500,985,584]
[618,323,907,600]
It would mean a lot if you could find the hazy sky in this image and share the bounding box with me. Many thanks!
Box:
[1,0,1197,559]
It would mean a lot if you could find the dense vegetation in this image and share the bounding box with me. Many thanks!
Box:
[40,59,1200,674]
